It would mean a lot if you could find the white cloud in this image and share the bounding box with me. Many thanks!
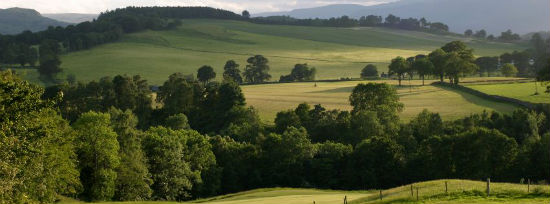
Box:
[0,0,394,14]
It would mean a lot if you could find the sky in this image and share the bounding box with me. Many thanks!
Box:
[0,0,395,14]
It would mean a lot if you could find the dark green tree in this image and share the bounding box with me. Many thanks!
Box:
[361,64,378,78]
[412,57,434,85]
[0,71,81,203]
[143,127,215,201]
[38,39,62,82]
[74,111,120,201]
[428,49,448,82]
[464,29,473,37]
[108,108,152,201]
[197,65,216,85]
[157,73,196,116]
[223,60,243,84]
[501,63,518,77]
[242,10,250,18]
[244,55,271,83]
[388,56,409,86]
[475,56,499,77]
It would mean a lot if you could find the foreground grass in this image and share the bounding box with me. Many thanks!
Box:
[356,179,550,204]
[58,180,549,204]
[466,82,550,104]
[42,19,527,85]
[242,78,518,122]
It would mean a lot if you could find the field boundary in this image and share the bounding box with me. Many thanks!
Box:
[432,82,547,109]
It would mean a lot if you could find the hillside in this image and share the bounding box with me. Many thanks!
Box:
[255,0,550,35]
[43,13,98,23]
[0,7,69,34]
[57,180,550,204]
[26,19,528,85]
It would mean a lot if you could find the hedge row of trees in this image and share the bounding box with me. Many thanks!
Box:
[464,29,522,42]
[475,33,550,77]
[252,14,450,33]
[387,41,477,85]
[2,66,550,203]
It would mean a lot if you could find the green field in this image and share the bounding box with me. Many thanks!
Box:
[58,180,550,204]
[241,78,519,122]
[466,82,550,104]
[35,19,527,85]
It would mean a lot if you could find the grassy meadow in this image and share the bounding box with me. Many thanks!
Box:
[24,19,527,85]
[242,78,519,122]
[57,180,550,204]
[466,82,550,104]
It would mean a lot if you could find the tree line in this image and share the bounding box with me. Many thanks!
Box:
[464,29,522,42]
[2,57,550,203]
[383,36,550,85]
[252,14,450,33]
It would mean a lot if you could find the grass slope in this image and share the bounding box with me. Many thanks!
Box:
[466,82,550,104]
[242,78,519,122]
[50,19,527,85]
[58,180,549,204]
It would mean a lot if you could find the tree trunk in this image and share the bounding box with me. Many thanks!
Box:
[439,74,444,82]
[454,76,460,85]
[422,75,430,86]
[398,76,402,86]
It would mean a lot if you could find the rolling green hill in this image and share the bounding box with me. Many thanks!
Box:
[57,179,550,204]
[36,19,528,85]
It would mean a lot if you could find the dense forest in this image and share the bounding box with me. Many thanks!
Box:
[2,40,550,203]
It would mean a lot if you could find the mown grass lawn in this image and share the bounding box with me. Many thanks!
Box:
[242,79,519,123]
[466,82,550,104]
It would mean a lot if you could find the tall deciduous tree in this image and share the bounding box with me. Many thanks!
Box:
[0,71,81,203]
[501,63,518,77]
[143,127,215,201]
[109,108,152,201]
[244,55,271,83]
[74,111,120,201]
[388,56,409,86]
[428,49,448,82]
[361,64,378,78]
[223,60,242,84]
[412,58,434,85]
[38,39,62,82]
[197,65,216,85]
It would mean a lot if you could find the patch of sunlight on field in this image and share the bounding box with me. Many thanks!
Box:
[466,82,550,104]
[242,79,518,123]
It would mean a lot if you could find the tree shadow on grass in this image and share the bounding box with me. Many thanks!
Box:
[436,85,519,113]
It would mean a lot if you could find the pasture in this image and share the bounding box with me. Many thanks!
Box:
[241,79,519,122]
[42,19,527,85]
[466,82,550,104]
[57,180,550,204]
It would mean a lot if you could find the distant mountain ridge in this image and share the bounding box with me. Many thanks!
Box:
[255,0,550,35]
[43,13,98,24]
[0,7,70,34]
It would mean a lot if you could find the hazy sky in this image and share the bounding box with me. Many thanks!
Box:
[0,0,395,14]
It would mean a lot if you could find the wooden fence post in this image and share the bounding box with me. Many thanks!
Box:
[445,181,448,194]
[416,187,419,201]
[344,195,347,204]
[379,190,383,200]
[528,179,530,193]
[487,178,491,197]
[411,185,414,197]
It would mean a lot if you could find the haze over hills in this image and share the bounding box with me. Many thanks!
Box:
[43,13,98,24]
[255,0,550,35]
[0,7,70,34]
